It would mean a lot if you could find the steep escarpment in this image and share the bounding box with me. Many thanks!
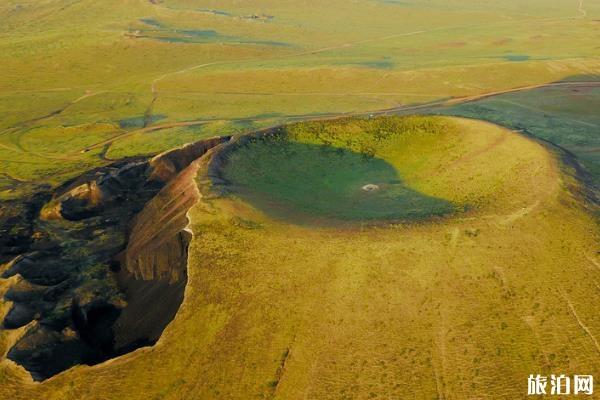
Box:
[122,137,228,283]
[113,137,228,349]
[0,136,229,381]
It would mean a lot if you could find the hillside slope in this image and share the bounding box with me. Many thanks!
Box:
[1,117,597,399]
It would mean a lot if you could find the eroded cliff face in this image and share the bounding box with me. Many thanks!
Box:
[122,137,226,283]
[113,137,228,349]
[0,136,229,381]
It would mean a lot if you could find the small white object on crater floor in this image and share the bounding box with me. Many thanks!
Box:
[361,184,380,192]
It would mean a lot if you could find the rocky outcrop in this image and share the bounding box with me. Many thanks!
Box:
[0,195,49,263]
[0,136,229,381]
[148,137,228,183]
[40,159,151,221]
[112,137,229,349]
[120,164,199,283]
[1,156,157,380]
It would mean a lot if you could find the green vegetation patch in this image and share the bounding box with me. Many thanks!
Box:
[434,83,600,189]
[221,117,457,222]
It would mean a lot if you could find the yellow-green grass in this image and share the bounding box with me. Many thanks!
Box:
[221,117,457,222]
[1,0,599,202]
[105,121,258,159]
[220,116,511,223]
[1,117,598,399]
[0,1,599,396]
[0,0,599,397]
[433,83,600,191]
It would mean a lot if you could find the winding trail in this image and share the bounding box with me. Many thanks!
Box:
[144,29,427,124]
[0,90,103,137]
[77,80,600,154]
[494,99,599,128]
[2,6,595,162]
[561,290,600,354]
[142,6,585,125]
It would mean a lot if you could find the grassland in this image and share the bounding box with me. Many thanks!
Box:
[432,82,600,191]
[1,0,600,398]
[2,116,598,399]
[0,0,599,199]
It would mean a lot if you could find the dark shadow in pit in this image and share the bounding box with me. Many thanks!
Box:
[112,276,186,352]
[219,135,457,225]
[0,155,186,381]
[1,136,229,381]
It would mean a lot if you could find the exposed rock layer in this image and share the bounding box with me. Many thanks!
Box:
[0,136,229,381]
[123,137,226,282]
[113,137,228,349]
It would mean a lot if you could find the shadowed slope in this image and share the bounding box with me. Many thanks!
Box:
[221,137,455,223]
